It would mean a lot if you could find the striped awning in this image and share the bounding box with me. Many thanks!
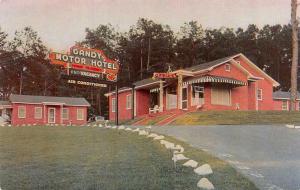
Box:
[183,75,247,86]
[150,88,160,93]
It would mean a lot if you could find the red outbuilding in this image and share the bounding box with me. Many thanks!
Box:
[1,94,90,125]
[106,53,300,121]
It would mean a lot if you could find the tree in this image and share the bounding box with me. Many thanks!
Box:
[291,0,298,111]
[175,21,204,68]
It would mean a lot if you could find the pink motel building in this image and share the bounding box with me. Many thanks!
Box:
[0,94,90,125]
[105,53,300,121]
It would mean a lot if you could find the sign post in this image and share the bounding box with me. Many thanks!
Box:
[49,46,120,125]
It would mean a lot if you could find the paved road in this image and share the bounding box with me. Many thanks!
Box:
[151,125,300,190]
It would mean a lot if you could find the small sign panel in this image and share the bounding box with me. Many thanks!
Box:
[153,72,177,79]
[67,79,107,88]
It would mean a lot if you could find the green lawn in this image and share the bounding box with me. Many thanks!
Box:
[0,126,258,190]
[171,111,300,125]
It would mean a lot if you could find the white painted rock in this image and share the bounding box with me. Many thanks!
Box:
[172,154,189,162]
[111,126,117,129]
[160,140,169,145]
[98,124,103,128]
[194,164,213,175]
[295,125,300,129]
[286,124,295,128]
[132,128,140,132]
[154,135,164,140]
[125,128,132,131]
[197,178,214,189]
[147,133,158,138]
[183,160,198,168]
[164,142,175,149]
[118,125,125,130]
[145,126,152,129]
[138,130,148,136]
[172,145,184,153]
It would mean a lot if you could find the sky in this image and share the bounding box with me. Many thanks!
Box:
[0,0,294,51]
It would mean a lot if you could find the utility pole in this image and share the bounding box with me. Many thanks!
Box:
[291,0,299,111]
[140,39,144,79]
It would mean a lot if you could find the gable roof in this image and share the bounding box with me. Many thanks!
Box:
[185,55,234,72]
[273,91,300,100]
[104,87,132,97]
[9,94,90,106]
[133,78,160,88]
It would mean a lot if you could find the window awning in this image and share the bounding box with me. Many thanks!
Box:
[183,75,247,86]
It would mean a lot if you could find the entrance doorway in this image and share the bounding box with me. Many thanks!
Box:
[48,108,55,123]
[182,87,188,110]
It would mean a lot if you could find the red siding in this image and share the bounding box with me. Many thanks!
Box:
[109,90,132,121]
[11,103,88,125]
[136,90,150,116]
[109,89,151,121]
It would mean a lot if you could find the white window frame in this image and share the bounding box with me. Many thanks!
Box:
[126,94,132,110]
[282,100,289,111]
[18,106,26,118]
[77,108,84,120]
[257,89,263,101]
[62,108,69,120]
[34,107,43,119]
[112,98,116,112]
[225,64,231,72]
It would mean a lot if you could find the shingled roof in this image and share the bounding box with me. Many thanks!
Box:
[185,55,234,72]
[9,94,90,106]
[133,78,160,87]
[273,91,300,100]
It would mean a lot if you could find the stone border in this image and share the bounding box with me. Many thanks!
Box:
[101,124,215,189]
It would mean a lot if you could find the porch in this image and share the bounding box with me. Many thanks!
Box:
[136,74,247,114]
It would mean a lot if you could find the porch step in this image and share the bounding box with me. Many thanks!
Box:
[132,116,149,126]
[156,111,190,126]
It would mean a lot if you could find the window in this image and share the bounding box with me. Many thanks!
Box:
[126,94,132,109]
[34,107,42,119]
[18,106,26,118]
[211,86,231,106]
[62,108,69,120]
[257,89,263,100]
[282,100,288,111]
[112,98,116,112]
[192,85,204,106]
[77,109,84,120]
[225,64,231,71]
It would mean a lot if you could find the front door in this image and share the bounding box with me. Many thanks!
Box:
[182,87,188,110]
[48,108,55,123]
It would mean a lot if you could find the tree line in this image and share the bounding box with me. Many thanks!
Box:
[0,18,298,117]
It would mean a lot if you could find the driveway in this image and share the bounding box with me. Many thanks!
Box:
[151,125,300,190]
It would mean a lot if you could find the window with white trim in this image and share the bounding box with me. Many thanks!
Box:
[257,89,263,100]
[211,86,231,106]
[225,64,231,71]
[112,98,116,112]
[34,107,42,119]
[18,106,26,118]
[126,94,132,109]
[77,109,84,120]
[62,108,69,120]
[282,100,288,111]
